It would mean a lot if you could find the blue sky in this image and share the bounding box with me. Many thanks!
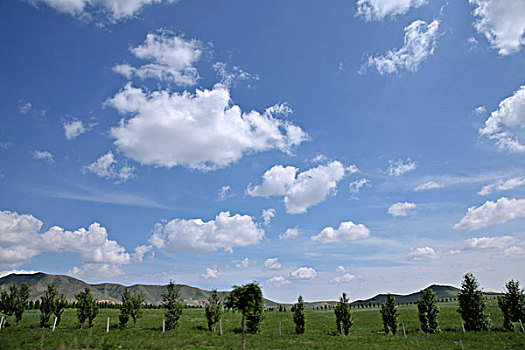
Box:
[0,0,524,303]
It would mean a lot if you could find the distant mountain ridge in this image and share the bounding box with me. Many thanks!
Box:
[0,272,500,308]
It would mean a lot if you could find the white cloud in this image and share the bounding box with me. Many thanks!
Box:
[264,258,282,270]
[266,276,291,286]
[235,258,249,269]
[311,221,370,243]
[247,161,349,214]
[201,266,219,279]
[388,202,417,217]
[356,0,428,21]
[362,20,440,74]
[336,266,348,273]
[279,227,299,240]
[149,211,264,254]
[478,177,525,195]
[213,62,259,88]
[113,32,203,86]
[19,102,32,114]
[474,106,487,116]
[107,83,307,171]
[218,185,233,201]
[0,269,38,278]
[0,210,147,271]
[32,150,54,164]
[414,181,443,191]
[311,154,327,164]
[504,246,525,256]
[464,236,515,249]
[470,0,525,56]
[479,85,525,152]
[290,267,317,280]
[407,246,438,260]
[63,119,92,140]
[31,0,177,21]
[349,178,370,198]
[70,263,124,279]
[85,152,135,183]
[454,197,525,230]
[386,158,417,176]
[262,208,275,226]
[330,273,355,284]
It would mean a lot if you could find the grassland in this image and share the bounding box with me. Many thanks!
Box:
[1,300,524,349]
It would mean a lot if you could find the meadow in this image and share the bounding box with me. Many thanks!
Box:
[1,300,524,349]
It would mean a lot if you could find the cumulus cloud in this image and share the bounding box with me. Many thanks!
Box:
[414,181,443,191]
[267,276,291,286]
[107,83,307,171]
[474,106,487,116]
[247,161,349,214]
[113,32,203,86]
[262,208,275,226]
[264,258,282,270]
[386,158,417,176]
[30,0,177,22]
[407,246,438,260]
[19,102,32,114]
[479,85,525,152]
[149,211,264,254]
[362,20,440,74]
[0,210,148,273]
[470,0,525,56]
[218,185,233,201]
[290,267,317,280]
[0,269,38,278]
[454,197,525,230]
[201,266,219,279]
[330,273,355,284]
[349,178,370,198]
[478,177,525,195]
[63,119,93,140]
[213,62,259,88]
[235,258,250,269]
[388,202,416,217]
[279,227,299,240]
[311,221,370,243]
[464,236,515,249]
[504,246,525,256]
[32,150,54,164]
[356,0,428,21]
[85,152,135,183]
[70,263,124,279]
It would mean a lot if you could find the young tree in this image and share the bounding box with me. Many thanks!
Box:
[205,289,222,331]
[457,273,491,331]
[417,287,440,333]
[119,289,132,328]
[293,295,306,334]
[380,294,399,335]
[75,288,98,328]
[0,283,30,325]
[334,293,353,336]
[225,282,264,350]
[130,292,145,326]
[40,284,58,327]
[498,280,525,331]
[161,281,184,330]
[54,294,68,327]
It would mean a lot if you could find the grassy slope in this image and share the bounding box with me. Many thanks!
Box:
[1,301,524,349]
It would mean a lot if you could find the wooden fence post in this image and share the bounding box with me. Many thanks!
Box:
[52,317,57,331]
[402,323,407,338]
[279,321,282,336]
[339,323,343,338]
[520,319,525,333]
[162,319,165,333]
[107,317,110,333]
[461,321,465,334]
[219,319,222,336]
[0,315,4,330]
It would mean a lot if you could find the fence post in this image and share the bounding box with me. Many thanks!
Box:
[339,323,343,338]
[219,319,222,336]
[52,317,57,331]
[520,319,525,333]
[279,321,282,336]
[107,317,110,333]
[402,323,407,338]
[0,315,3,331]
[461,321,465,334]
[162,319,165,333]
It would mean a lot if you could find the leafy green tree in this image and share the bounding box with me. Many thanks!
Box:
[225,282,264,350]
[39,284,58,327]
[498,280,525,331]
[417,287,440,333]
[0,283,30,325]
[119,289,132,328]
[334,293,353,336]
[205,289,222,331]
[130,292,145,325]
[53,293,68,327]
[293,295,306,334]
[457,273,491,331]
[75,288,98,328]
[380,294,399,335]
[162,281,184,330]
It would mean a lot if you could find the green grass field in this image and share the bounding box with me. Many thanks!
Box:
[1,301,524,349]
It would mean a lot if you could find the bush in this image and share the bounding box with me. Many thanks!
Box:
[40,284,58,328]
[293,295,306,334]
[205,289,222,332]
[498,280,525,331]
[162,281,184,330]
[417,287,440,333]
[457,273,491,331]
[334,293,352,336]
[75,288,98,328]
[380,294,399,335]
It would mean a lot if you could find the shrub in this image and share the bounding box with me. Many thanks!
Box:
[162,281,184,330]
[417,287,440,333]
[380,294,399,335]
[205,289,222,331]
[334,293,352,336]
[457,273,491,331]
[75,288,98,328]
[293,295,306,334]
[498,280,525,331]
